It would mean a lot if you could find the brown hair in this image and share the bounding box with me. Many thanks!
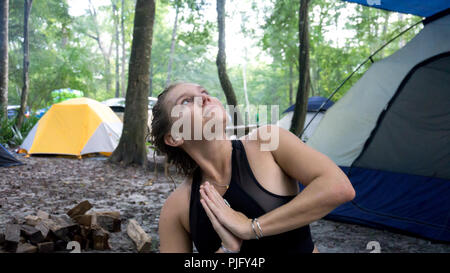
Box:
[150,82,198,176]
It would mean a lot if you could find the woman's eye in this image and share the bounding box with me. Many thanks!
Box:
[181,97,192,105]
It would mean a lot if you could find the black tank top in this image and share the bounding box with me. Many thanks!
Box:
[189,139,315,254]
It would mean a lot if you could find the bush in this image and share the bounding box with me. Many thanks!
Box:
[0,115,39,148]
[0,117,15,147]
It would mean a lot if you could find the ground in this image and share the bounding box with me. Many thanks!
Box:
[0,150,448,253]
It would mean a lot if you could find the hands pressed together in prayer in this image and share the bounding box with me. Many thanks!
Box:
[199,182,255,253]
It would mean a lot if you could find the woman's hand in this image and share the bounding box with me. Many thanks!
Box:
[200,186,242,252]
[200,182,254,240]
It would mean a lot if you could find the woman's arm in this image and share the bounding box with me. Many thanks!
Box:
[201,125,355,240]
[159,184,193,253]
[200,185,242,253]
[255,125,355,236]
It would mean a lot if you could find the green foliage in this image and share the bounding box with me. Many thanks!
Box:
[0,117,15,146]
[5,0,425,126]
[8,0,93,110]
[261,0,422,104]
[176,1,214,49]
[51,89,84,104]
[0,115,39,147]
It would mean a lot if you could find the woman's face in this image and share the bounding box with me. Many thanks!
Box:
[164,83,228,141]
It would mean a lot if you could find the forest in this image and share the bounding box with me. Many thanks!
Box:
[0,0,421,145]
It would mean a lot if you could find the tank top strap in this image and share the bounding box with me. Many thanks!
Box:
[231,139,296,212]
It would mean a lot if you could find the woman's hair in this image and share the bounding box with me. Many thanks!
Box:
[150,82,198,176]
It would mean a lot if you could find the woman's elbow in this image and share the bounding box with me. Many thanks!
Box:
[330,176,355,205]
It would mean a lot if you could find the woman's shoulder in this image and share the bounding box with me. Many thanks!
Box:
[160,175,192,229]
[164,175,193,210]
[159,176,193,250]
[159,175,193,234]
[239,124,282,152]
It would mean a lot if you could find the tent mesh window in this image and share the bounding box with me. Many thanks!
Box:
[353,53,450,180]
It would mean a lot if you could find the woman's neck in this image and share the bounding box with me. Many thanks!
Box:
[183,138,233,187]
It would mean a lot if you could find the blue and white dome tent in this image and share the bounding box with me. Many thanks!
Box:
[277,96,334,142]
[306,2,450,242]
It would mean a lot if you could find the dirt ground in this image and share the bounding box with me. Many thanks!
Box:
[1,150,449,253]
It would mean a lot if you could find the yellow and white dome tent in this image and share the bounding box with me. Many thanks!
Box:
[19,98,123,158]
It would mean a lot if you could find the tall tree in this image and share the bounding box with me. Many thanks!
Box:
[16,0,33,129]
[113,0,120,97]
[149,60,153,96]
[165,0,180,86]
[240,11,251,118]
[87,0,113,94]
[289,0,310,136]
[288,62,293,105]
[110,0,155,166]
[8,0,82,111]
[121,0,126,97]
[216,0,242,126]
[261,0,300,111]
[0,0,8,119]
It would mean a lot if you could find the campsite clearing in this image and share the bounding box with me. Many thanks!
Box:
[0,150,449,253]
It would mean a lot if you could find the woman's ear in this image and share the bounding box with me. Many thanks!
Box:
[164,133,184,147]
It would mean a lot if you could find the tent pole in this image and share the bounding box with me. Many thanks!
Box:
[298,19,424,139]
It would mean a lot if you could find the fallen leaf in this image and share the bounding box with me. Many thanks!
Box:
[144,179,154,187]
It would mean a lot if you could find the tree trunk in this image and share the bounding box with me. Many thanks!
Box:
[0,0,8,119]
[121,0,126,97]
[165,3,179,86]
[61,26,68,47]
[309,68,315,96]
[113,0,120,98]
[109,0,155,166]
[105,60,112,94]
[17,0,33,129]
[289,0,310,137]
[216,0,242,127]
[288,62,293,106]
[88,0,113,95]
[149,60,153,96]
[240,11,250,121]
[242,48,250,121]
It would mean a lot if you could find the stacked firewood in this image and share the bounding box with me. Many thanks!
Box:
[0,200,121,253]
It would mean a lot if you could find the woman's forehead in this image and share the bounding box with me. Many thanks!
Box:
[167,83,203,102]
[174,82,202,92]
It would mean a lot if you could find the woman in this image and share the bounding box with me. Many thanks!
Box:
[153,82,355,253]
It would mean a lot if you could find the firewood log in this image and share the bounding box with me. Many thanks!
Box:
[126,219,152,253]
[4,224,20,252]
[67,200,93,218]
[20,224,45,244]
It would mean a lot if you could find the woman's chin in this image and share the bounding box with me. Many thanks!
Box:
[200,120,227,140]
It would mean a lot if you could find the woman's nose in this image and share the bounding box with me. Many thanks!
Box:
[201,93,211,106]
